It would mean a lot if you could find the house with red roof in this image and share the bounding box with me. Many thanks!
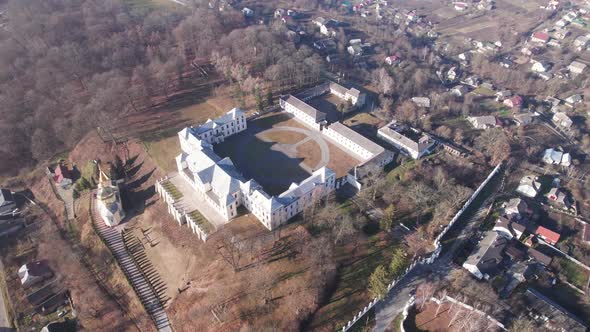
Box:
[53,164,73,187]
[531,31,550,43]
[504,95,523,109]
[385,55,401,66]
[536,226,561,245]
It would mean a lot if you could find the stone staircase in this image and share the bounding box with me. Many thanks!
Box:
[91,198,172,332]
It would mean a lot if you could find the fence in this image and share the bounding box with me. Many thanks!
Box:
[339,162,503,331]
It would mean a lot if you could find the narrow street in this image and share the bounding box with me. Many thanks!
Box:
[372,171,503,332]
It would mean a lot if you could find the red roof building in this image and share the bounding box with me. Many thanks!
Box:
[531,31,550,43]
[536,226,561,245]
[504,95,523,108]
[53,164,72,184]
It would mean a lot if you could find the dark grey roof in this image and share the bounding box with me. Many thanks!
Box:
[328,122,384,155]
[0,189,14,206]
[465,231,508,277]
[285,95,327,122]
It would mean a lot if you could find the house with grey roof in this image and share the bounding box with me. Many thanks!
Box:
[462,231,509,280]
[377,121,435,159]
[0,189,16,216]
[467,115,499,129]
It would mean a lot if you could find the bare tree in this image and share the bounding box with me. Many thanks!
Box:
[416,282,437,310]
[217,230,243,272]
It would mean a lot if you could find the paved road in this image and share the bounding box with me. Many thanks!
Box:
[372,192,496,332]
[0,259,14,331]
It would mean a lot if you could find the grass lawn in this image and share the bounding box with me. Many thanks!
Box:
[140,100,224,173]
[558,258,590,290]
[143,136,180,173]
[344,112,384,128]
[472,87,495,97]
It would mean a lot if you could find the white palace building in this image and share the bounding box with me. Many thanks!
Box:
[156,108,336,241]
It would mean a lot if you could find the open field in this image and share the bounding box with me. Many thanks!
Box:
[137,99,232,173]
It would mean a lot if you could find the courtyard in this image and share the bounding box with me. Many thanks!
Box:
[214,112,360,196]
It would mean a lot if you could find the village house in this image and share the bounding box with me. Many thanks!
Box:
[450,85,469,97]
[527,248,553,266]
[385,55,401,66]
[517,175,542,198]
[568,60,587,74]
[493,216,526,240]
[467,115,499,129]
[536,226,561,245]
[545,187,572,208]
[0,188,16,216]
[504,95,524,109]
[52,164,73,187]
[462,231,508,280]
[552,112,573,129]
[411,96,431,108]
[18,261,53,289]
[552,28,569,40]
[565,94,583,106]
[574,35,590,48]
[531,60,551,73]
[347,44,363,56]
[377,121,436,159]
[514,113,534,126]
[504,197,529,219]
[462,75,481,87]
[242,7,254,17]
[531,31,550,43]
[542,148,571,166]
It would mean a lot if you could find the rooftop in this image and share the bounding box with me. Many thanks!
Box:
[327,122,385,155]
[285,95,327,122]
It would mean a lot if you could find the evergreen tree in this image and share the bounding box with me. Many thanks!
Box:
[266,89,273,107]
[379,204,396,231]
[369,265,390,299]
[255,88,264,112]
[389,247,408,279]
